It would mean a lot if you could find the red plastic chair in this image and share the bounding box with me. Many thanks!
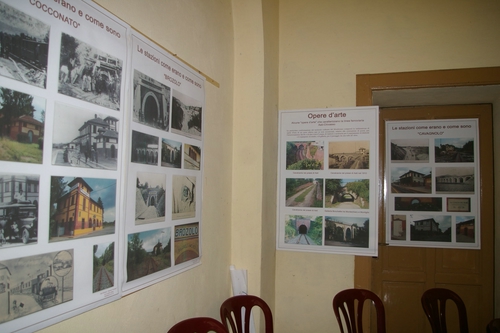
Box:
[168,317,228,333]
[220,295,273,333]
[421,288,469,333]
[332,288,387,333]
[487,318,500,333]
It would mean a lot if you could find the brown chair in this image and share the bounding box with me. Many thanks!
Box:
[421,288,469,333]
[332,288,386,333]
[168,317,228,333]
[220,295,273,333]
[487,318,500,333]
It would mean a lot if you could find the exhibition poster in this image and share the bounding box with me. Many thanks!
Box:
[385,118,480,249]
[0,0,127,331]
[122,31,204,294]
[277,107,379,256]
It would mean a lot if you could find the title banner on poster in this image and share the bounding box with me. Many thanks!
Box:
[0,0,206,332]
[277,107,379,257]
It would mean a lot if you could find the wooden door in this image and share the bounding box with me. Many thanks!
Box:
[371,104,494,332]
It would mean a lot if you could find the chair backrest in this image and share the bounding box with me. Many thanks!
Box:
[421,288,469,333]
[486,318,500,333]
[220,295,274,333]
[168,317,228,333]
[332,288,386,333]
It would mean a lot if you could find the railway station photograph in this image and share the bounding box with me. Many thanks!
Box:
[0,87,45,164]
[0,249,74,324]
[0,2,49,89]
[435,137,474,163]
[58,33,123,111]
[390,138,430,162]
[390,166,432,194]
[328,140,369,169]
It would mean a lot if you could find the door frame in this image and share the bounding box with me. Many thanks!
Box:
[355,67,500,316]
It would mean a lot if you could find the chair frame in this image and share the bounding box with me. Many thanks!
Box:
[168,316,228,333]
[421,288,469,333]
[220,294,274,333]
[487,318,500,333]
[332,288,386,333]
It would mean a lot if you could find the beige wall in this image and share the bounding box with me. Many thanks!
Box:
[38,0,500,332]
[277,0,500,332]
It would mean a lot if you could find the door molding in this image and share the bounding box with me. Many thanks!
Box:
[355,66,500,314]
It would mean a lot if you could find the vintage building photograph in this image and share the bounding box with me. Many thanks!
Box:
[126,227,171,282]
[49,176,116,242]
[286,141,324,170]
[0,87,45,164]
[0,173,39,248]
[435,138,474,163]
[390,166,432,194]
[133,69,170,131]
[183,143,201,170]
[171,89,202,139]
[58,33,122,110]
[135,172,166,225]
[161,138,182,168]
[435,166,475,193]
[0,2,49,88]
[391,138,429,162]
[93,241,115,293]
[394,196,443,212]
[284,215,322,246]
[0,249,74,324]
[409,214,452,242]
[52,103,119,170]
[131,130,158,165]
[328,140,369,169]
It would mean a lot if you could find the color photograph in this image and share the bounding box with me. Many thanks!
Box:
[284,215,322,246]
[286,141,324,170]
[325,216,369,248]
[174,222,199,265]
[183,143,201,170]
[93,241,115,293]
[49,176,116,242]
[161,138,182,168]
[435,167,475,193]
[126,227,171,282]
[390,167,432,194]
[285,178,323,208]
[456,216,475,243]
[409,214,451,242]
[325,178,369,209]
[0,87,45,164]
[328,140,369,169]
[435,138,474,163]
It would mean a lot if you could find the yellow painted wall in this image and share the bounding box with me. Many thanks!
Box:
[277,1,500,332]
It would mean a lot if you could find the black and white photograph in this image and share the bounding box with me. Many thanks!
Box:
[0,2,49,88]
[328,140,369,169]
[435,138,474,163]
[93,241,115,293]
[325,216,369,248]
[0,249,74,324]
[284,215,322,246]
[131,130,159,165]
[409,214,451,242]
[0,173,39,248]
[390,167,432,194]
[171,89,202,139]
[183,143,201,170]
[133,69,170,131]
[126,227,172,282]
[286,141,324,170]
[325,178,369,209]
[456,216,475,243]
[391,138,429,162]
[135,172,166,225]
[58,33,122,111]
[52,103,119,170]
[49,176,116,242]
[161,138,182,168]
[435,167,475,194]
[0,86,45,164]
[285,178,323,208]
[172,175,196,220]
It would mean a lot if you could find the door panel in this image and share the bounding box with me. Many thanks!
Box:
[372,104,493,333]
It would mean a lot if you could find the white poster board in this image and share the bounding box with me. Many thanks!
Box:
[277,107,379,256]
[385,118,480,249]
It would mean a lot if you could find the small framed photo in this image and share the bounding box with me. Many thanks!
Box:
[447,197,471,212]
